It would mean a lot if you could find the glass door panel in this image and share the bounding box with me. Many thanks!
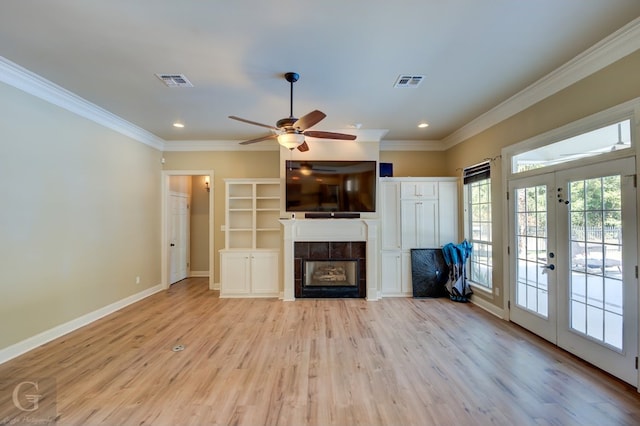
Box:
[568,175,624,349]
[515,185,549,317]
[556,157,637,385]
[509,174,557,343]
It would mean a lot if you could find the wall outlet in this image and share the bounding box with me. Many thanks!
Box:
[136,276,141,284]
[494,287,500,296]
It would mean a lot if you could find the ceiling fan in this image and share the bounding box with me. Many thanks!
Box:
[229,72,356,152]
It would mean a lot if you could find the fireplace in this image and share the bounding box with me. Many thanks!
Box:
[295,242,366,298]
[280,219,379,301]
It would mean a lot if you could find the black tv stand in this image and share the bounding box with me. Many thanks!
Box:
[305,212,361,219]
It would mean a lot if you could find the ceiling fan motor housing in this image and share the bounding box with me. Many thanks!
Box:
[276,117,298,130]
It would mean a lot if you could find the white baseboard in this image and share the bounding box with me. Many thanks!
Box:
[211,282,220,290]
[470,294,505,319]
[0,283,164,365]
[189,271,209,278]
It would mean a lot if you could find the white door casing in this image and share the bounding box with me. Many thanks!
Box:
[161,170,215,291]
[508,157,638,385]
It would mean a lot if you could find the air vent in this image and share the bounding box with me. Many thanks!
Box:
[394,75,424,88]
[155,74,193,88]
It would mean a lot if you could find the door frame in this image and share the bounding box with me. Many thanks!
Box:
[161,170,215,290]
[501,99,640,389]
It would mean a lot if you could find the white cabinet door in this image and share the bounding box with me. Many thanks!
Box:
[438,181,458,245]
[401,199,438,249]
[401,251,413,295]
[380,182,401,250]
[220,251,251,296]
[381,251,402,295]
[401,181,438,199]
[250,251,279,295]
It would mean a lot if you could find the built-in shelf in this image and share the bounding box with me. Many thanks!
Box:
[221,178,281,298]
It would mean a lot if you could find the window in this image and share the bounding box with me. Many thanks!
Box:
[464,162,492,290]
[511,119,631,173]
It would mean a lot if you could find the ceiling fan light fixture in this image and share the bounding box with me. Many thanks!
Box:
[277,133,305,149]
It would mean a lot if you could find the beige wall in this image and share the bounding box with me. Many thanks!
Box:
[379,150,450,177]
[0,82,162,350]
[190,175,210,272]
[445,50,640,309]
[162,151,280,284]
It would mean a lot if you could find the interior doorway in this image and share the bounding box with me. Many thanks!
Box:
[161,170,215,290]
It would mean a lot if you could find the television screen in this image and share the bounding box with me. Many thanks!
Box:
[285,160,377,212]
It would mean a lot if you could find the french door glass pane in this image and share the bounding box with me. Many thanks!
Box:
[515,185,549,317]
[568,176,623,350]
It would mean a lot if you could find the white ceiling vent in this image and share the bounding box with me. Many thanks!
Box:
[394,75,424,88]
[155,74,193,87]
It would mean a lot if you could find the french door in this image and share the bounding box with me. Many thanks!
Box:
[509,157,638,385]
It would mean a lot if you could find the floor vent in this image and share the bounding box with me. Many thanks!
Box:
[155,74,194,87]
[394,75,424,88]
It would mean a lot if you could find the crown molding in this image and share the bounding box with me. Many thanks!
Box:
[0,56,166,151]
[164,140,280,151]
[442,16,640,150]
[164,129,390,152]
[380,140,444,151]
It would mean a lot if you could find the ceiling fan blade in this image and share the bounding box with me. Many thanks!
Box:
[239,134,278,145]
[293,110,326,131]
[303,130,357,140]
[229,116,278,131]
[297,141,310,152]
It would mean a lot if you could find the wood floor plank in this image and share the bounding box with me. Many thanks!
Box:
[1,277,639,425]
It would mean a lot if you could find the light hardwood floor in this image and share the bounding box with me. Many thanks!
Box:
[1,277,640,425]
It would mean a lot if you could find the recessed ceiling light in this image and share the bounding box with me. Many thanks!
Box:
[418,122,429,128]
[173,122,185,128]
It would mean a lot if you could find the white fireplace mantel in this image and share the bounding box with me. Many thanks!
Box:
[279,219,379,301]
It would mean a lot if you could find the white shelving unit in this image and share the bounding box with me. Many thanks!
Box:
[220,178,280,297]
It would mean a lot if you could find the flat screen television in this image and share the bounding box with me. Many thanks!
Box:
[285,160,377,212]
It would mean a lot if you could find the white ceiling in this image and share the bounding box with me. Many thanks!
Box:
[1,1,639,146]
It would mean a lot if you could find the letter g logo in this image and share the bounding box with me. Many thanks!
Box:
[12,381,41,412]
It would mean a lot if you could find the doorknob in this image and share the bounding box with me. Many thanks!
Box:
[543,264,555,270]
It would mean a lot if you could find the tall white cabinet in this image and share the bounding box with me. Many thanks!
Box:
[380,177,458,297]
[219,179,280,298]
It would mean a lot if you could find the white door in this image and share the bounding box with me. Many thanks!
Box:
[220,251,251,296]
[250,251,279,295]
[438,181,458,246]
[380,182,401,250]
[509,157,638,385]
[401,199,438,249]
[508,173,558,343]
[556,157,638,385]
[169,193,189,284]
